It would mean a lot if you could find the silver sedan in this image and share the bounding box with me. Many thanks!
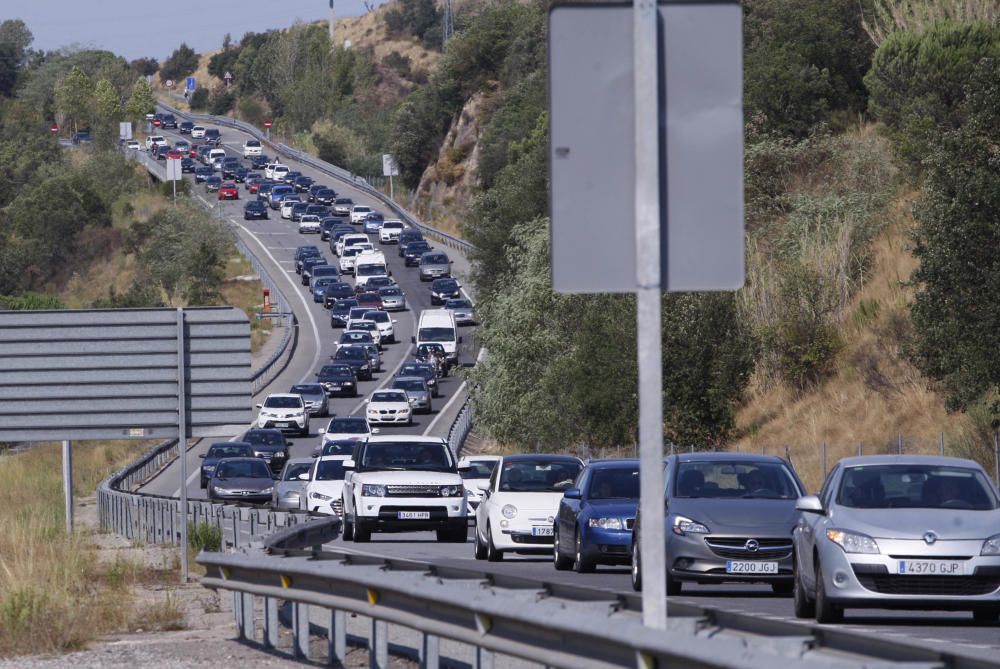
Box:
[793,455,1000,623]
[272,458,314,511]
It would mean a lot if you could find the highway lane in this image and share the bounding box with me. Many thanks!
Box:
[137,120,478,501]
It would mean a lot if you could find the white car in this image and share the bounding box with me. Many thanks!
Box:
[191,125,206,138]
[281,196,302,219]
[317,416,377,452]
[350,205,373,224]
[348,320,383,348]
[304,455,351,515]
[336,233,370,257]
[124,139,140,151]
[474,454,584,561]
[255,393,310,436]
[459,456,502,517]
[144,135,166,150]
[242,139,263,158]
[298,214,322,234]
[341,436,468,542]
[265,163,290,180]
[365,390,411,426]
[379,220,406,244]
[339,244,373,274]
[362,310,396,344]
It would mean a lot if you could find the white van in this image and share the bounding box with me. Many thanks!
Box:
[242,139,262,158]
[354,251,388,289]
[337,233,370,257]
[208,148,227,169]
[414,309,460,364]
[145,135,166,150]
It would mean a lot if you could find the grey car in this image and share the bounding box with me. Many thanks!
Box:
[289,383,329,417]
[207,457,276,504]
[378,286,407,311]
[631,453,805,595]
[445,298,476,325]
[418,251,452,281]
[793,455,1000,623]
[392,375,432,414]
[272,458,314,511]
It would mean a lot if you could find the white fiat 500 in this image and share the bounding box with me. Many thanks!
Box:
[474,454,584,561]
[304,455,351,516]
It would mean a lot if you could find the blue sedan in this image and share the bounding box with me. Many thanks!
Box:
[553,459,640,572]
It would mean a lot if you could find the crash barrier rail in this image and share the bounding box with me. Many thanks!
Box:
[447,396,474,459]
[157,101,475,256]
[198,547,1000,669]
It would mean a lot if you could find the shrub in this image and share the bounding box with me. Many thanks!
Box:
[187,521,222,552]
[209,89,235,115]
[188,87,209,110]
[159,43,199,83]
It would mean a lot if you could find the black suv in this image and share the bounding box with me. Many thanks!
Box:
[293,246,322,273]
[244,200,269,220]
[240,428,289,475]
[315,363,358,397]
[160,113,178,129]
[204,128,222,145]
[294,175,314,192]
[179,121,194,134]
[403,241,432,266]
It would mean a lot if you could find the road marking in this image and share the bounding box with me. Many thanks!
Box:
[423,380,467,436]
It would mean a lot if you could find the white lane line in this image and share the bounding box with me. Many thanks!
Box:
[423,380,467,436]
[346,306,419,415]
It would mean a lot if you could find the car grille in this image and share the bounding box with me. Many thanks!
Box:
[254,452,273,461]
[599,545,629,555]
[855,571,1000,596]
[387,485,441,497]
[374,409,401,415]
[511,534,552,545]
[704,537,793,561]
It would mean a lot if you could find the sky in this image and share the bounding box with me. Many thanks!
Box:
[0,1,381,61]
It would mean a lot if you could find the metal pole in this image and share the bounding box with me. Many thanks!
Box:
[635,0,665,631]
[939,432,945,456]
[897,434,902,455]
[993,432,999,487]
[822,441,827,478]
[329,0,336,47]
[858,441,863,456]
[389,173,394,201]
[177,308,189,582]
[62,440,73,534]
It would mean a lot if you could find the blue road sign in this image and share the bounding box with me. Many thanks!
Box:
[186,77,196,91]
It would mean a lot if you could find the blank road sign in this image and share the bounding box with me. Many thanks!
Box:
[0,307,252,441]
[548,0,744,293]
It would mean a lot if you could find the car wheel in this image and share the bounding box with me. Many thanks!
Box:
[573,531,595,573]
[973,608,1000,623]
[486,523,503,562]
[666,570,682,596]
[474,526,488,560]
[200,478,207,489]
[793,564,816,619]
[353,520,371,543]
[553,527,572,571]
[814,564,843,623]
[771,581,794,596]
[630,541,642,591]
[342,515,354,541]
[407,417,413,426]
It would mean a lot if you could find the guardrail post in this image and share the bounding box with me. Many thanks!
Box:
[370,619,388,669]
[420,633,440,669]
[474,648,494,669]
[294,602,310,659]
[328,609,346,665]
[232,509,240,549]
[264,597,279,650]
[241,593,255,642]
[233,591,244,633]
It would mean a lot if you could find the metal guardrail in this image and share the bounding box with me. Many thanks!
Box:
[157,101,476,256]
[198,547,997,669]
[447,397,474,459]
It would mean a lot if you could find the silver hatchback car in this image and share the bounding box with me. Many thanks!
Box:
[631,453,806,595]
[418,251,452,281]
[793,455,1000,623]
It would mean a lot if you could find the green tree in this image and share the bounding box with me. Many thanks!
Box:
[124,76,154,124]
[159,43,199,82]
[54,66,93,133]
[93,78,120,147]
[129,57,159,77]
[189,87,209,111]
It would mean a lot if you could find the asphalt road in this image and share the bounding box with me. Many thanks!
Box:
[135,116,1000,661]
[138,117,478,502]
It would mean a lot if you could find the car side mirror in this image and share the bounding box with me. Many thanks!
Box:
[297,472,311,481]
[255,403,262,408]
[311,448,320,458]
[371,428,380,435]
[458,336,463,344]
[198,454,205,459]
[317,427,326,434]
[457,463,471,472]
[411,336,416,344]
[343,460,356,470]
[477,484,489,493]
[564,488,582,500]
[795,495,824,514]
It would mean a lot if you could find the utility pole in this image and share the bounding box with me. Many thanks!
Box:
[329,0,336,47]
[443,0,454,47]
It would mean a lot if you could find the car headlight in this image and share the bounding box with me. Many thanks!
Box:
[439,485,462,497]
[213,487,234,495]
[310,492,332,501]
[362,484,387,497]
[261,487,274,495]
[672,515,710,535]
[202,465,215,472]
[502,504,518,519]
[982,534,1000,556]
[826,528,880,554]
[588,517,624,530]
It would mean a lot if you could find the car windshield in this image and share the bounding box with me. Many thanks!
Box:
[380,288,401,296]
[290,385,322,396]
[216,460,271,479]
[423,255,447,264]
[460,459,498,480]
[384,222,404,230]
[283,462,312,481]
[243,431,284,446]
[322,440,358,456]
[499,459,582,492]
[674,461,800,499]
[326,418,368,434]
[393,380,424,392]
[319,365,352,378]
[314,278,335,287]
[316,460,347,481]
[207,444,252,459]
[401,364,432,377]
[434,280,459,291]
[372,391,407,403]
[446,299,471,308]
[341,333,372,343]
[361,442,453,471]
[357,265,387,277]
[418,327,455,342]
[336,348,366,361]
[837,464,998,510]
[264,396,302,409]
[407,243,430,253]
[589,466,640,499]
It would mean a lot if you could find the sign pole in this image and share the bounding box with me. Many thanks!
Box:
[177,308,189,582]
[63,440,73,534]
[389,173,394,200]
[635,0,667,630]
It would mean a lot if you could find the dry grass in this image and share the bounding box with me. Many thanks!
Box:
[217,252,273,353]
[863,0,1000,46]
[335,4,441,70]
[132,592,187,632]
[0,440,157,656]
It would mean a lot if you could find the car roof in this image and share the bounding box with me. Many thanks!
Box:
[265,393,301,400]
[670,452,788,464]
[586,458,643,469]
[216,456,264,464]
[317,455,352,462]
[285,457,314,466]
[501,454,583,463]
[364,435,448,445]
[835,454,984,468]
[209,441,252,449]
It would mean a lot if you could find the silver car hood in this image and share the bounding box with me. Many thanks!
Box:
[672,498,799,532]
[830,506,1000,540]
